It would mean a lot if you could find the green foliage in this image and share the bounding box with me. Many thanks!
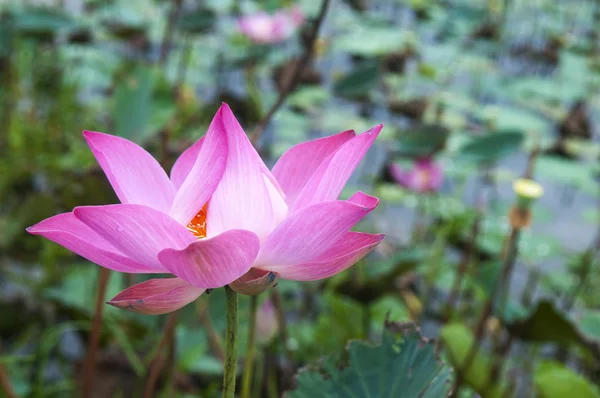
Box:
[396,125,449,157]
[440,323,505,398]
[333,61,380,99]
[288,323,452,398]
[534,361,600,398]
[457,130,524,164]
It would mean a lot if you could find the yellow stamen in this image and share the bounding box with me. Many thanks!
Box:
[186,203,208,239]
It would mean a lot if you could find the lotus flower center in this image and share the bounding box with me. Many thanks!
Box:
[186,204,208,239]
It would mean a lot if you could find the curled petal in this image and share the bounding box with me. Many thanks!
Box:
[262,232,384,281]
[107,278,204,315]
[229,268,279,296]
[272,130,355,207]
[256,194,379,267]
[26,212,153,273]
[158,229,260,289]
[83,131,175,213]
[292,125,382,211]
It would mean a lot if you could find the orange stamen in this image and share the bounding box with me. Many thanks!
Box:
[186,203,208,239]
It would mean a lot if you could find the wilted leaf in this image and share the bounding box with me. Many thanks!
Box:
[288,322,452,398]
[508,300,600,358]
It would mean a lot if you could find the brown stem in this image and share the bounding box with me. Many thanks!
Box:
[175,37,193,93]
[159,0,183,65]
[444,214,481,320]
[250,0,331,145]
[143,312,178,398]
[454,226,520,393]
[499,228,521,317]
[270,288,293,364]
[0,359,17,398]
[82,268,111,398]
[523,145,540,180]
[520,267,540,308]
[563,226,600,311]
[198,299,226,362]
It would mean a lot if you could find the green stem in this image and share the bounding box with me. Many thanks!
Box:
[241,295,258,398]
[223,286,239,398]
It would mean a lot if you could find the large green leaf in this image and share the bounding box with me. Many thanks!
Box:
[13,8,78,38]
[288,322,452,398]
[113,64,155,141]
[534,361,600,398]
[457,130,524,163]
[112,65,175,142]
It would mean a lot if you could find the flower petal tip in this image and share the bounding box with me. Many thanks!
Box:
[365,124,383,136]
[348,191,380,211]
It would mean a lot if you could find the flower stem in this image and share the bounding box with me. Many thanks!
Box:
[223,286,239,398]
[143,312,178,398]
[82,268,111,398]
[241,295,258,398]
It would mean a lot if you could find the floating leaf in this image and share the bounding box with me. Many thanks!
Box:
[336,26,413,56]
[458,130,524,163]
[288,322,452,398]
[535,156,598,194]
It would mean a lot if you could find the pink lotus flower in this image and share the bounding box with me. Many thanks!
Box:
[28,104,383,315]
[389,158,443,193]
[237,6,304,44]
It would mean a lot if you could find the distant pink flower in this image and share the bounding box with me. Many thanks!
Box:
[389,158,443,193]
[237,6,304,44]
[28,104,384,315]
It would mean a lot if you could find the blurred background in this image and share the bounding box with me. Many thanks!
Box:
[0,0,599,397]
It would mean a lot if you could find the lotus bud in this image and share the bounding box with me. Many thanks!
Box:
[509,178,543,228]
[513,178,543,210]
[256,299,278,345]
